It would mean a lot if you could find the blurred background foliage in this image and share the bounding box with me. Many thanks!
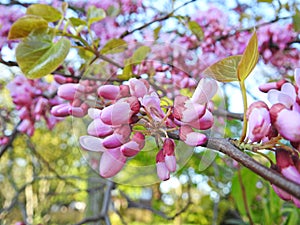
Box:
[1,0,300,224]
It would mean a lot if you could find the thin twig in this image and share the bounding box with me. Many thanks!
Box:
[237,168,254,225]
[119,0,197,38]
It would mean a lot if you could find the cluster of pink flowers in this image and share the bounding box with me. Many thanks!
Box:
[247,68,300,145]
[51,75,96,118]
[0,5,23,49]
[5,75,62,137]
[258,23,300,70]
[246,68,300,207]
[78,77,217,180]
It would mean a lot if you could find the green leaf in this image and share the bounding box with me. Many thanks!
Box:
[118,60,133,80]
[26,4,62,22]
[188,20,204,40]
[237,30,259,81]
[8,15,48,40]
[202,55,242,82]
[131,46,151,64]
[293,10,300,32]
[87,6,106,26]
[100,39,127,55]
[69,17,87,27]
[16,29,70,79]
[231,168,258,218]
[153,25,162,40]
[257,0,273,2]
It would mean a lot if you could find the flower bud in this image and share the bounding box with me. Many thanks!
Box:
[100,148,126,178]
[156,150,170,181]
[179,125,207,146]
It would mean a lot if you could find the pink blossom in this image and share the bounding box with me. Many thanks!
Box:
[79,135,105,152]
[128,78,149,98]
[179,125,207,146]
[173,95,206,123]
[191,78,218,104]
[98,84,129,100]
[246,101,271,142]
[99,148,126,178]
[57,83,84,101]
[120,132,145,157]
[187,109,214,130]
[87,118,114,138]
[102,125,131,148]
[141,93,165,121]
[156,150,170,181]
[270,103,300,142]
[162,138,176,172]
[268,83,296,108]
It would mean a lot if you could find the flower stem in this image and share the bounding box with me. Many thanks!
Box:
[239,80,248,143]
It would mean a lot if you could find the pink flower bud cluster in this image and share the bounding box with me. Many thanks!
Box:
[79,77,217,180]
[0,5,23,49]
[51,75,97,118]
[246,68,300,207]
[246,68,300,144]
[272,149,300,208]
[6,75,62,137]
[258,23,300,70]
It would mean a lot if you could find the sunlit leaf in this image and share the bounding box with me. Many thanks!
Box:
[202,55,242,82]
[26,4,62,22]
[8,15,48,40]
[153,25,162,40]
[237,30,259,81]
[188,20,204,40]
[293,10,300,32]
[131,46,151,64]
[87,6,106,26]
[69,17,87,27]
[16,28,70,79]
[118,60,133,80]
[100,38,127,54]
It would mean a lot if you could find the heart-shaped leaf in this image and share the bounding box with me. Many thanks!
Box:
[237,31,259,81]
[100,38,127,54]
[202,55,242,82]
[26,4,62,22]
[8,15,48,40]
[16,28,70,79]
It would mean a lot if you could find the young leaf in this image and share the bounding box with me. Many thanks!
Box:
[16,29,70,79]
[131,46,151,64]
[26,4,62,22]
[202,55,242,82]
[237,31,259,81]
[293,10,300,32]
[69,17,87,27]
[188,21,204,40]
[8,15,48,40]
[118,59,133,80]
[87,6,106,26]
[100,39,127,55]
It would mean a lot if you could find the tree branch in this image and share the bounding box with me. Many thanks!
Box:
[119,0,197,38]
[205,138,300,199]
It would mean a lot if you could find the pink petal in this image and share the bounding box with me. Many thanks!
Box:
[165,155,176,172]
[272,184,291,201]
[129,78,148,98]
[185,132,207,146]
[57,83,81,101]
[102,134,124,148]
[98,85,120,100]
[274,108,300,142]
[191,78,218,104]
[295,68,300,88]
[99,148,126,178]
[87,119,113,137]
[187,109,214,130]
[79,135,105,152]
[88,108,102,119]
[101,102,131,125]
[120,141,140,157]
[156,162,170,181]
[51,104,70,117]
[281,166,300,184]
